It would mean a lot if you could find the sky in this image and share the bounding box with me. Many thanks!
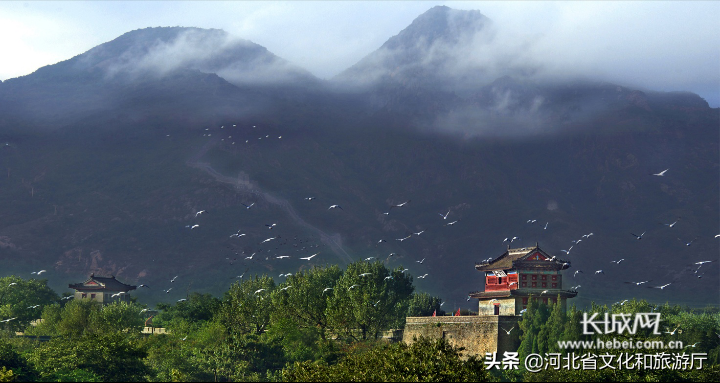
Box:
[0,1,718,107]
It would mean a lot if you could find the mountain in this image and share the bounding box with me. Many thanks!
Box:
[0,11,717,308]
[0,27,320,131]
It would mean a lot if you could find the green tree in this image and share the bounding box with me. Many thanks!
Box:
[326,261,414,341]
[282,337,492,382]
[27,300,143,337]
[271,265,342,340]
[406,292,444,317]
[219,275,275,336]
[0,276,60,332]
[152,292,221,330]
[28,332,149,382]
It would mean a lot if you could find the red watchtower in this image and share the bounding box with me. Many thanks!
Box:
[470,244,577,315]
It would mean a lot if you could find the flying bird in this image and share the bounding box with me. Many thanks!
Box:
[665,326,680,335]
[501,326,515,335]
[241,202,255,209]
[649,283,672,290]
[582,233,594,238]
[544,222,549,230]
[418,274,429,279]
[348,284,359,290]
[171,276,178,283]
[611,259,625,264]
[254,289,266,294]
[190,224,200,229]
[163,288,172,294]
[396,235,412,242]
[261,237,277,244]
[413,230,425,236]
[630,231,646,240]
[625,281,650,286]
[526,219,536,224]
[571,285,581,290]
[439,211,450,219]
[328,205,343,210]
[177,299,187,303]
[276,255,290,259]
[416,258,425,264]
[195,210,206,217]
[359,273,372,277]
[265,223,277,229]
[678,236,699,246]
[300,253,319,261]
[281,286,292,291]
[322,287,333,294]
[364,257,375,261]
[652,169,669,176]
[595,270,604,275]
[445,220,458,226]
[305,197,316,201]
[662,218,680,228]
[31,270,47,275]
[573,270,583,277]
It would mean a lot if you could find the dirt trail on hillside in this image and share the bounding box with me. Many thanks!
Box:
[187,140,353,264]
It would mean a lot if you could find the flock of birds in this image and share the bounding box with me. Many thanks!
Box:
[4,122,718,326]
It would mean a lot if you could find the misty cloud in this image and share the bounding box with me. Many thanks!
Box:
[79,28,314,86]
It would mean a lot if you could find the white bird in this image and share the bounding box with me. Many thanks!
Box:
[571,239,582,244]
[686,342,701,348]
[539,290,549,295]
[527,219,536,224]
[503,237,509,243]
[416,258,425,264]
[111,292,125,298]
[27,304,41,309]
[413,230,425,236]
[31,270,47,275]
[663,219,680,228]
[396,235,412,242]
[364,257,375,261]
[177,298,187,302]
[617,299,629,306]
[348,284,359,290]
[630,231,646,240]
[62,296,74,300]
[665,326,680,335]
[573,270,583,277]
[384,276,393,280]
[510,236,518,242]
[445,220,458,226]
[440,302,445,307]
[140,309,149,313]
[377,239,387,244]
[195,210,206,217]
[265,223,277,229]
[163,288,172,293]
[138,284,150,288]
[501,326,515,335]
[171,276,178,283]
[261,237,277,244]
[0,318,17,323]
[544,222,548,230]
[595,270,604,275]
[245,253,256,260]
[418,274,429,279]
[230,232,246,238]
[571,285,581,290]
[305,197,316,201]
[8,282,17,287]
[649,283,672,290]
[359,273,372,277]
[678,236,699,246]
[328,205,343,210]
[300,253,319,261]
[276,255,290,259]
[322,287,333,294]
[190,224,200,229]
[241,202,255,209]
[611,259,625,264]
[281,286,292,291]
[561,246,573,254]
[466,296,471,301]
[694,260,714,265]
[439,211,450,219]
[652,169,669,176]
[254,289,266,294]
[625,281,650,286]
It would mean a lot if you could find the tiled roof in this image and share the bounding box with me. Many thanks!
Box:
[69,274,136,292]
[475,245,569,271]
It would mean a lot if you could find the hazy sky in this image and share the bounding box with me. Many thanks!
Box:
[1,1,718,106]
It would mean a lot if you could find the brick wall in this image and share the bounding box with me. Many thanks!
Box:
[403,315,521,358]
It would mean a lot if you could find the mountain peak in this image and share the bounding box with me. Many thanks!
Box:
[335,6,490,87]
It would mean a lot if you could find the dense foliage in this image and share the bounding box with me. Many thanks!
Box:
[2,271,719,382]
